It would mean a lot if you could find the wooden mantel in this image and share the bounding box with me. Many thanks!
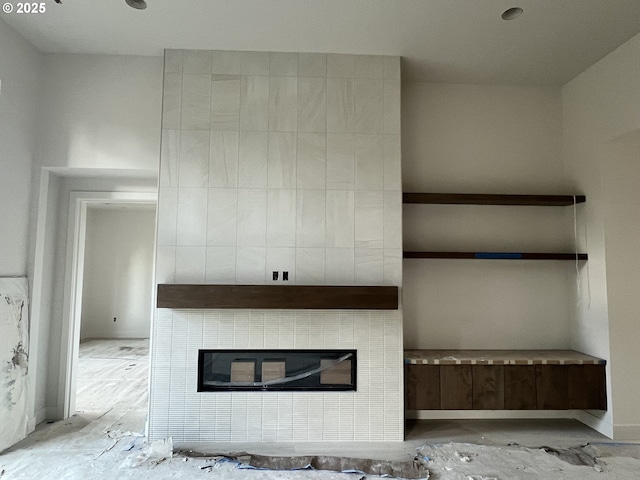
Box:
[157,284,399,310]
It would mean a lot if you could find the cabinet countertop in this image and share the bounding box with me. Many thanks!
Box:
[404,349,606,365]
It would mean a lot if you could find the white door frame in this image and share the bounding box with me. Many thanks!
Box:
[59,191,156,418]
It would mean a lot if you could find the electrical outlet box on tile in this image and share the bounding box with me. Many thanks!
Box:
[150,49,403,444]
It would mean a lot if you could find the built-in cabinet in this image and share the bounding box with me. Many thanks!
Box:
[403,193,606,411]
[404,350,606,410]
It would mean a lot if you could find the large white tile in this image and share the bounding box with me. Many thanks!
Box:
[238,131,268,187]
[207,188,238,246]
[179,130,209,187]
[355,249,384,285]
[241,51,270,75]
[325,248,355,285]
[236,247,266,283]
[327,78,355,133]
[355,192,384,248]
[269,52,298,76]
[209,130,239,187]
[268,132,297,188]
[326,134,355,189]
[177,188,208,245]
[155,245,176,284]
[298,53,327,77]
[383,192,402,249]
[237,189,267,246]
[269,76,297,132]
[327,54,355,78]
[355,134,384,190]
[296,248,325,285]
[297,133,326,189]
[160,129,180,187]
[205,247,236,283]
[296,190,326,248]
[164,49,183,74]
[157,187,178,246]
[181,74,211,130]
[162,73,182,129]
[383,248,402,286]
[175,246,206,283]
[183,49,212,74]
[211,50,243,74]
[240,76,269,131]
[211,75,241,130]
[326,190,354,248]
[383,56,401,80]
[265,247,296,283]
[355,55,384,79]
[267,189,296,247]
[297,77,326,133]
[354,79,383,134]
[383,135,401,191]
[383,80,401,135]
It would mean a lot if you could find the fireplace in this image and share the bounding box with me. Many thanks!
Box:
[198,349,357,391]
[150,49,403,443]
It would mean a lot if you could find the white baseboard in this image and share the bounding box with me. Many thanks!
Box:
[574,410,613,439]
[34,407,48,427]
[81,332,149,340]
[612,424,640,441]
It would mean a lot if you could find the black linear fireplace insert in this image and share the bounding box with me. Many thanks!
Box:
[198,349,357,392]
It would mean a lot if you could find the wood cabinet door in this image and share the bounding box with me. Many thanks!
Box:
[440,365,473,409]
[405,364,440,410]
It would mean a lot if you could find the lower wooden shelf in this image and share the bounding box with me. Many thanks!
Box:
[404,350,607,411]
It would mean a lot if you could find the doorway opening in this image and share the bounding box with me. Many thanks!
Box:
[75,203,156,418]
[59,192,156,420]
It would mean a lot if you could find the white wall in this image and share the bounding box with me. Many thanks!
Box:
[27,53,163,423]
[563,31,640,439]
[80,206,156,340]
[0,19,42,442]
[0,19,41,276]
[402,83,575,350]
[402,84,568,194]
[34,54,163,172]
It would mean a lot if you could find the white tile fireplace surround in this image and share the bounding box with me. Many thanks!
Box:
[150,50,403,443]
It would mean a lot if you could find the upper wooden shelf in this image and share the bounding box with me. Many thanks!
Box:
[403,193,586,206]
[404,252,588,260]
[157,284,399,310]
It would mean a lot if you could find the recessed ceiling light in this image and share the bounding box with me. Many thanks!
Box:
[501,7,523,20]
[125,0,147,10]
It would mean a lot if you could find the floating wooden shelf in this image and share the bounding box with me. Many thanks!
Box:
[157,284,399,310]
[403,252,588,260]
[403,193,586,206]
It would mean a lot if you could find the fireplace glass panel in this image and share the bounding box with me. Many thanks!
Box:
[198,349,357,391]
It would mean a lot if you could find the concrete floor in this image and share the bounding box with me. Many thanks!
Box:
[1,339,640,479]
